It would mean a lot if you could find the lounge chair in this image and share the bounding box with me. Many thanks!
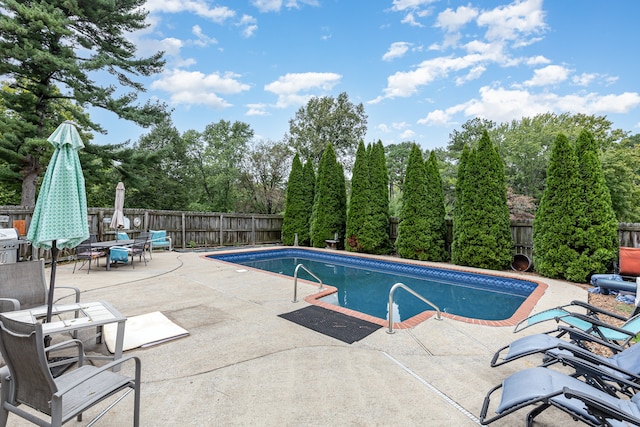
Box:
[0,314,141,426]
[0,259,80,313]
[480,367,640,426]
[492,334,640,395]
[514,300,631,333]
[149,229,172,253]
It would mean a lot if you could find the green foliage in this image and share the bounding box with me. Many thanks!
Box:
[422,152,449,261]
[601,134,640,222]
[286,92,367,168]
[533,134,582,279]
[0,0,167,205]
[446,113,630,213]
[310,144,347,248]
[452,131,513,270]
[282,154,306,245]
[450,145,470,265]
[385,141,414,200]
[366,141,392,254]
[566,130,619,281]
[238,140,292,214]
[395,145,431,260]
[346,142,371,251]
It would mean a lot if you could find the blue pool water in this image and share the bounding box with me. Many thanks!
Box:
[208,249,537,322]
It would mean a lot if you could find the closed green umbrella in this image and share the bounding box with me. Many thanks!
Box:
[27,121,89,322]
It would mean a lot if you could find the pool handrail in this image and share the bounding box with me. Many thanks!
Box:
[292,263,323,303]
[387,282,442,334]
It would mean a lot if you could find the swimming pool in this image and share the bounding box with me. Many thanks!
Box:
[208,248,542,324]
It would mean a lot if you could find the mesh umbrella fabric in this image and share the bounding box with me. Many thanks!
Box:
[110,182,125,229]
[27,121,89,250]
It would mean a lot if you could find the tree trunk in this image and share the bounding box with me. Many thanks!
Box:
[20,155,40,207]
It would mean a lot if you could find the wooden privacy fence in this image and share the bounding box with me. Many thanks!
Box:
[2,206,640,263]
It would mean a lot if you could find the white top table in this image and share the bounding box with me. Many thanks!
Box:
[3,301,127,370]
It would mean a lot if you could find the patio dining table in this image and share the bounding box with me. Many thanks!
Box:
[91,240,133,271]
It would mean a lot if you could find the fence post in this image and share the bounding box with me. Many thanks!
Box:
[219,214,224,246]
[182,212,186,250]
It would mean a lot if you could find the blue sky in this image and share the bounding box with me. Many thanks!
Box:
[90,0,640,150]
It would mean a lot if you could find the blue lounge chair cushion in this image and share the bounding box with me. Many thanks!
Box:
[150,230,169,248]
[116,232,130,240]
[110,247,130,263]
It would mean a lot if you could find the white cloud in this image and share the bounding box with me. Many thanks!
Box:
[145,0,235,23]
[417,109,451,126]
[192,25,218,47]
[526,55,551,65]
[238,15,258,37]
[251,0,319,13]
[382,42,412,61]
[246,103,269,116]
[378,54,485,99]
[264,72,341,108]
[435,5,478,33]
[455,65,486,85]
[524,64,570,87]
[418,85,640,126]
[572,73,597,87]
[477,0,547,43]
[400,129,416,139]
[377,123,391,133]
[391,0,436,12]
[401,12,423,27]
[151,69,250,108]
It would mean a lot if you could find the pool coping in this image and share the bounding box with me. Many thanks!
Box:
[203,246,548,329]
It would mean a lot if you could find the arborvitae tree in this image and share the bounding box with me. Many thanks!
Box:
[281,154,306,245]
[310,144,347,247]
[395,144,432,260]
[451,144,471,264]
[346,141,371,251]
[533,133,582,278]
[301,158,316,246]
[566,130,619,281]
[366,140,392,254]
[423,151,449,261]
[453,131,512,269]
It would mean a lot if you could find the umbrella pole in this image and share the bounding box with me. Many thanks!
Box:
[46,241,58,323]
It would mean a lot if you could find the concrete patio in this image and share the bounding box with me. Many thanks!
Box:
[6,247,587,426]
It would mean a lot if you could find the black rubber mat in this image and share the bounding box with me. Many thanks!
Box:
[278,305,382,344]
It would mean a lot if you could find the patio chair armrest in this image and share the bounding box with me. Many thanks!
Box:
[45,339,85,366]
[556,353,640,388]
[554,326,626,353]
[568,300,628,321]
[53,286,81,304]
[563,387,640,424]
[53,355,141,398]
[563,312,637,338]
[0,297,20,312]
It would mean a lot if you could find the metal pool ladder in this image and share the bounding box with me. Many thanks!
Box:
[387,282,442,334]
[292,263,323,303]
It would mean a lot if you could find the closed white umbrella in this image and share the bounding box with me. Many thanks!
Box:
[110,182,125,229]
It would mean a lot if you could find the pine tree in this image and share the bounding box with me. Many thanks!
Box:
[281,154,305,245]
[366,141,392,254]
[451,145,470,264]
[310,144,347,247]
[533,133,582,278]
[346,142,371,251]
[395,144,432,260]
[423,151,449,261]
[565,130,619,281]
[453,131,512,269]
[300,158,316,246]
